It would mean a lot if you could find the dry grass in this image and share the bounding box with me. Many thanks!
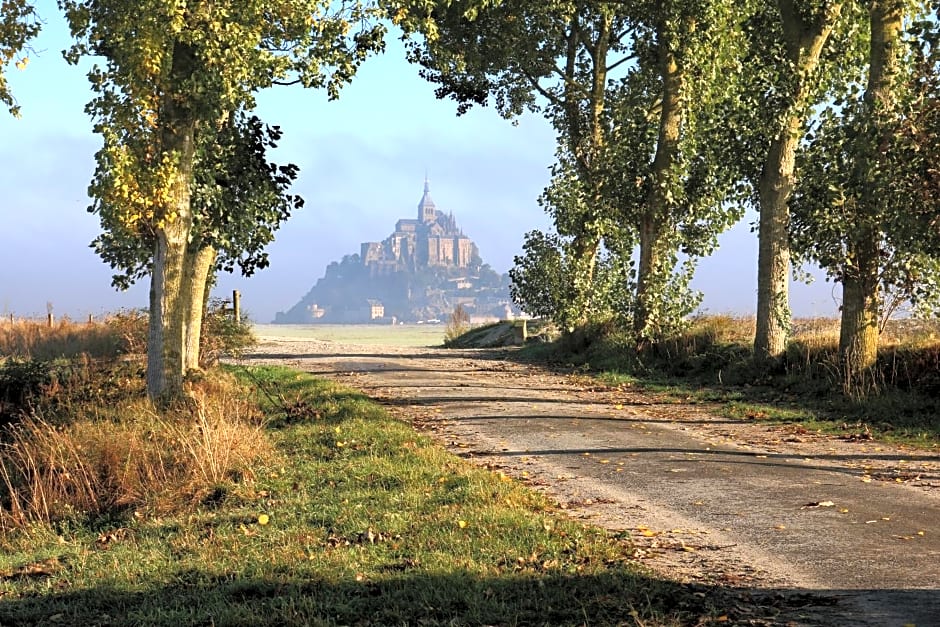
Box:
[580,314,940,400]
[443,304,472,346]
[0,311,147,361]
[0,373,272,528]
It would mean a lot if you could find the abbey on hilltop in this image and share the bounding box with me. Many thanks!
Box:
[360,178,480,274]
[274,180,516,324]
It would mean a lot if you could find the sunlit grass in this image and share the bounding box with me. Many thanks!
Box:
[0,365,738,626]
[536,315,940,446]
[0,313,145,361]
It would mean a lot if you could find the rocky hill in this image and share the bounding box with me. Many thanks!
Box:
[273,181,517,324]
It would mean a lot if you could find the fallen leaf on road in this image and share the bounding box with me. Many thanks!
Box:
[801,500,835,509]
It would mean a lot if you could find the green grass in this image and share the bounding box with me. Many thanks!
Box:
[252,323,445,347]
[535,317,940,448]
[597,365,940,446]
[0,365,738,626]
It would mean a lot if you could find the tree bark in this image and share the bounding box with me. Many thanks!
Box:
[839,0,904,387]
[754,1,843,361]
[183,245,217,373]
[148,207,193,399]
[635,22,682,346]
[146,41,198,401]
[839,239,880,393]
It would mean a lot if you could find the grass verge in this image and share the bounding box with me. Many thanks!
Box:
[521,316,940,448]
[0,365,744,626]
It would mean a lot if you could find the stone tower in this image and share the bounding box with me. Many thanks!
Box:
[418,176,436,223]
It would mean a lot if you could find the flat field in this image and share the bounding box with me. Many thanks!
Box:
[251,323,445,347]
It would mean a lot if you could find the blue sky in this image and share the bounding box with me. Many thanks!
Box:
[0,2,840,322]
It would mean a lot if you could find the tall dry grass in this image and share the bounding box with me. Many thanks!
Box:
[0,374,272,528]
[0,310,147,361]
[620,314,940,398]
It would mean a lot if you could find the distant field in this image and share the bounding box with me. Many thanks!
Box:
[251,323,445,347]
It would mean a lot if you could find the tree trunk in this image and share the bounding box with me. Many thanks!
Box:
[754,1,844,361]
[635,23,682,345]
[838,0,904,388]
[635,212,661,345]
[559,9,610,327]
[755,119,798,361]
[147,212,193,399]
[146,41,198,401]
[183,245,217,373]
[839,240,880,393]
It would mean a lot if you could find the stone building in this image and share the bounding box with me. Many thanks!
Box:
[360,179,479,275]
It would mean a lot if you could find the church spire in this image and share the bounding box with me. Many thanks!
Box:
[418,174,436,223]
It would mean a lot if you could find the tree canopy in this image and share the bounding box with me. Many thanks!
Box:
[1,0,41,116]
[60,0,386,398]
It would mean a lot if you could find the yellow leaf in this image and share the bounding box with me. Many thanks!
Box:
[15,57,28,70]
[257,514,270,526]
[458,520,468,529]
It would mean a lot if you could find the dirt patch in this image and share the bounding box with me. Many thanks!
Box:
[245,337,940,626]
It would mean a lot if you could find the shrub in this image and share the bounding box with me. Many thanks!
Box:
[199,298,256,367]
[444,304,472,346]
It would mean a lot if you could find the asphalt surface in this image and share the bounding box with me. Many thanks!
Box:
[247,339,940,627]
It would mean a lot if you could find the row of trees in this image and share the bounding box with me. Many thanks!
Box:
[3,1,939,399]
[389,0,940,391]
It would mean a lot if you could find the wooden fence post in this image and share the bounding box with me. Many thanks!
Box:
[47,313,54,328]
[232,290,241,325]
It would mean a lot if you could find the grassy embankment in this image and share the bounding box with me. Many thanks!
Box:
[522,315,940,447]
[0,316,752,626]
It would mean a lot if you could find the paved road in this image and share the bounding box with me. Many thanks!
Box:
[249,340,940,626]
